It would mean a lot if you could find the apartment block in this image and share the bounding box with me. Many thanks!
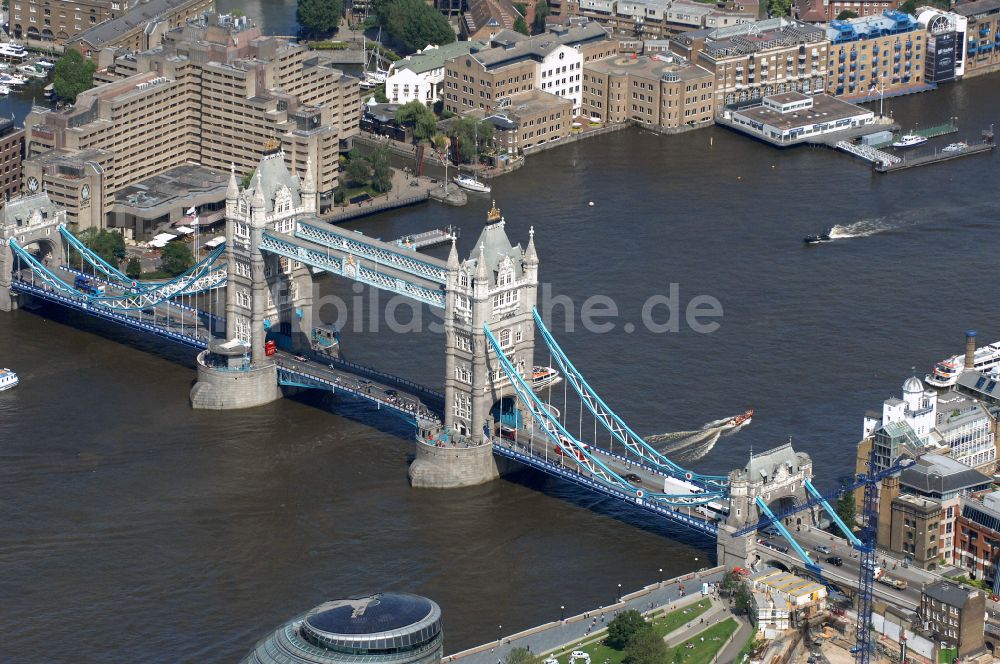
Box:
[442,23,615,115]
[11,0,126,43]
[824,11,927,99]
[954,0,1000,77]
[919,581,986,658]
[482,89,574,152]
[24,12,358,231]
[581,52,714,128]
[669,18,829,111]
[795,0,899,24]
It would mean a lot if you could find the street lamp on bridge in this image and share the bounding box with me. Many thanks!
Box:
[497,625,502,644]
[560,605,565,621]
[659,568,663,584]
[617,583,622,602]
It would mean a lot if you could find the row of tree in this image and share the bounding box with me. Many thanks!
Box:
[71,228,193,279]
[343,145,393,192]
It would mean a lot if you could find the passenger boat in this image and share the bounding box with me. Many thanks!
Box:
[725,408,754,428]
[0,368,19,391]
[452,174,491,194]
[892,134,927,149]
[531,366,561,389]
[942,141,968,153]
[925,340,1000,388]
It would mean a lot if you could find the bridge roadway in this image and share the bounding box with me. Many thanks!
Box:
[491,433,722,536]
[755,524,945,610]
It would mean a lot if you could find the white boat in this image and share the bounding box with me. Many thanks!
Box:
[18,64,46,79]
[0,84,9,96]
[892,134,927,148]
[453,174,491,193]
[0,43,28,59]
[0,73,27,86]
[36,59,56,69]
[531,366,561,389]
[925,340,1000,388]
[942,141,968,153]
[0,367,18,391]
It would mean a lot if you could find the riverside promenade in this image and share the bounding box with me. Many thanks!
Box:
[446,567,735,664]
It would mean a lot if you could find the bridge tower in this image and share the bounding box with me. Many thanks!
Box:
[717,442,815,569]
[0,193,68,312]
[190,144,314,409]
[410,202,539,488]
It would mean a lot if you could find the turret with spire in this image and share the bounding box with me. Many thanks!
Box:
[301,155,316,214]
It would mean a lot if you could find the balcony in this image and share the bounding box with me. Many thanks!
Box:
[838,54,846,63]
[838,65,845,73]
[850,52,858,61]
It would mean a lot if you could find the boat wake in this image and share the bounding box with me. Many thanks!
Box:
[644,415,749,462]
[827,211,926,240]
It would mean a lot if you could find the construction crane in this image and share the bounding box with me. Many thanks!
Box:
[734,450,915,664]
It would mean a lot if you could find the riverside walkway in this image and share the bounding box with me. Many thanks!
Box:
[445,568,728,664]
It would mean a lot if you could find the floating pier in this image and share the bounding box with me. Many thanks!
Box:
[874,140,995,173]
[395,226,460,250]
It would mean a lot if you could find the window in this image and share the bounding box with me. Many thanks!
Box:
[455,365,472,384]
[453,393,471,419]
[236,288,251,308]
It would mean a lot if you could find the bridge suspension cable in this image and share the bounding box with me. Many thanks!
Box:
[531,308,728,490]
[59,225,133,284]
[485,324,725,506]
[10,238,227,311]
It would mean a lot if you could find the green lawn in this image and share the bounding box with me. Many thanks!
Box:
[651,600,711,637]
[547,601,714,664]
[664,618,739,664]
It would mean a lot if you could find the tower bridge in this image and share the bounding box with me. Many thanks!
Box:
[1,145,847,574]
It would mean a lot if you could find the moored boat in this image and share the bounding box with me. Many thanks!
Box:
[925,340,1000,388]
[453,174,491,194]
[892,134,927,149]
[0,367,18,391]
[942,141,968,153]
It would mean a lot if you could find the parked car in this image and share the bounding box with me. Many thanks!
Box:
[826,556,843,566]
[815,544,832,555]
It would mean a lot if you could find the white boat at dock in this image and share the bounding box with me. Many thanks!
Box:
[0,42,28,60]
[453,173,491,194]
[892,134,927,149]
[0,367,18,391]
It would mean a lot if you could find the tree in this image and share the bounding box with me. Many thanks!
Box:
[297,0,344,38]
[395,101,438,141]
[836,9,858,18]
[720,570,742,595]
[835,492,857,529]
[503,648,538,664]
[766,0,791,17]
[126,257,142,279]
[514,15,530,35]
[622,627,667,664]
[369,144,392,193]
[160,242,194,277]
[533,0,550,33]
[241,171,254,189]
[450,117,494,163]
[734,581,754,615]
[345,156,371,185]
[384,0,455,53]
[606,609,648,650]
[53,50,97,103]
[898,0,917,13]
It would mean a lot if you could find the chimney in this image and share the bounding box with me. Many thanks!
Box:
[965,329,977,369]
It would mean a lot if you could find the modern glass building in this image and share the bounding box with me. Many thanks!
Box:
[242,593,444,664]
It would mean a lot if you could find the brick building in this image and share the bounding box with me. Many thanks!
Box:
[919,581,986,658]
[824,11,927,100]
[482,89,574,152]
[795,0,900,24]
[954,0,1000,77]
[65,0,213,60]
[581,53,714,128]
[443,23,615,115]
[669,18,828,111]
[557,0,757,40]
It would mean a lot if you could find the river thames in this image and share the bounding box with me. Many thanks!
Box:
[2,9,1000,662]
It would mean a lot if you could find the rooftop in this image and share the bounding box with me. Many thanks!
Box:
[741,442,808,482]
[69,0,213,49]
[957,370,1000,402]
[923,580,978,608]
[751,568,826,598]
[115,163,229,213]
[585,53,712,82]
[899,454,991,496]
[303,593,438,637]
[392,41,488,75]
[826,10,923,44]
[470,23,609,69]
[496,88,573,119]
[953,0,1000,17]
[676,18,825,57]
[732,94,872,133]
[934,391,988,433]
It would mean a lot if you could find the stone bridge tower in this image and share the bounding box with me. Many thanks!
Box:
[717,442,815,569]
[190,144,316,410]
[443,201,538,439]
[410,202,538,488]
[0,193,68,312]
[223,144,317,363]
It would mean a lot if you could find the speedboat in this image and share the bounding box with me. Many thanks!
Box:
[453,174,491,194]
[942,141,968,153]
[892,134,927,149]
[0,367,18,391]
[0,43,28,60]
[531,366,561,389]
[725,408,754,428]
[803,231,833,245]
